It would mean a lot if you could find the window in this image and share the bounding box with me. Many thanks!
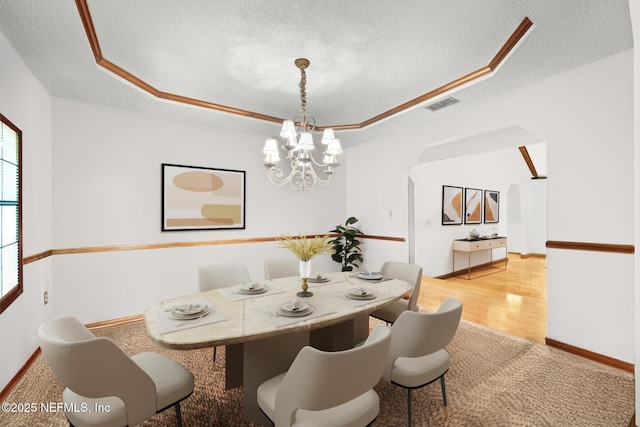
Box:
[0,114,22,313]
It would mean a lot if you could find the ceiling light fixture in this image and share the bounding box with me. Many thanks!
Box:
[262,58,342,191]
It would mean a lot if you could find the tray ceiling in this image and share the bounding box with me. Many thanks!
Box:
[0,0,633,146]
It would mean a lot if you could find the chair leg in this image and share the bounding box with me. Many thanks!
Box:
[213,346,217,368]
[407,388,413,427]
[440,375,449,421]
[440,375,447,407]
[174,403,183,427]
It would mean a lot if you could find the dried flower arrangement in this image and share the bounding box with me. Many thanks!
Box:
[277,234,332,261]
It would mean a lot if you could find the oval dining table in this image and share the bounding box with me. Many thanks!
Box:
[144,271,411,425]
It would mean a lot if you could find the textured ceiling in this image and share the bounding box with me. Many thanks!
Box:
[0,1,634,146]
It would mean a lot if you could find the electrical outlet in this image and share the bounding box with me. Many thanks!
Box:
[44,290,48,305]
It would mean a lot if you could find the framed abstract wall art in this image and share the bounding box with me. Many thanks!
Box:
[484,190,500,223]
[464,187,483,224]
[162,163,246,231]
[442,185,463,225]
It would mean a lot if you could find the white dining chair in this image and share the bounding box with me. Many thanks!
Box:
[264,257,300,280]
[199,262,251,367]
[257,323,391,427]
[38,315,194,427]
[199,262,251,291]
[370,261,423,324]
[382,298,463,426]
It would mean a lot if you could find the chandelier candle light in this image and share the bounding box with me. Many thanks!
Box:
[277,234,332,297]
[263,58,343,191]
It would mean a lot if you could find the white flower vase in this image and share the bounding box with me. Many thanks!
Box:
[298,260,313,297]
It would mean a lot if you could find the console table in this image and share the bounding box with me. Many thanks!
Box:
[452,237,507,279]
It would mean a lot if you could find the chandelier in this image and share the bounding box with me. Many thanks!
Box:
[262,58,342,191]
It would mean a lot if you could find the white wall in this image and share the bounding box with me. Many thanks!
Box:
[0,32,53,391]
[346,49,635,363]
[629,0,640,419]
[50,98,348,323]
[409,145,542,277]
[523,179,547,255]
[0,27,349,391]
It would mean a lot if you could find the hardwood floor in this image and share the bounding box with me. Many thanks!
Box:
[417,253,547,343]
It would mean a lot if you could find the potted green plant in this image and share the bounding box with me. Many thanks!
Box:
[328,217,363,271]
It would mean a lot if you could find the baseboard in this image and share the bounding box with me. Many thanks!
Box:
[1,314,144,402]
[545,337,634,373]
[0,347,41,402]
[520,253,547,259]
[85,314,143,330]
[436,257,508,279]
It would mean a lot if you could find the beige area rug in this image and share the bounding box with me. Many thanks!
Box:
[0,319,634,427]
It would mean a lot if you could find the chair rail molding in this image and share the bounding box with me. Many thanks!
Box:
[23,234,406,263]
[546,240,634,254]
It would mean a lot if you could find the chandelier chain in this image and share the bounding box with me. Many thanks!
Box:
[298,66,308,129]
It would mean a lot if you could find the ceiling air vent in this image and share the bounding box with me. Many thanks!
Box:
[424,96,459,111]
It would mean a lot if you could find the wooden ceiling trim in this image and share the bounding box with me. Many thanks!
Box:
[489,17,534,71]
[99,59,161,96]
[75,1,532,132]
[75,0,102,61]
[75,0,284,125]
[160,92,284,124]
[352,66,494,130]
[518,146,539,178]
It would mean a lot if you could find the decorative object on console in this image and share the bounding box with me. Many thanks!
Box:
[464,187,483,224]
[484,190,500,223]
[162,163,245,231]
[277,234,332,297]
[328,216,363,271]
[262,58,343,191]
[442,185,463,225]
[468,228,480,239]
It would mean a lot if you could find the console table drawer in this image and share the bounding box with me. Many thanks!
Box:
[453,240,487,251]
[487,238,506,248]
[453,237,506,252]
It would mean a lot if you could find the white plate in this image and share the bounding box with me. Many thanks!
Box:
[280,301,310,312]
[347,293,376,300]
[357,272,383,280]
[238,288,267,295]
[171,307,209,320]
[237,285,268,295]
[277,306,314,317]
[171,303,207,316]
[241,283,265,292]
[347,288,376,300]
[308,276,330,283]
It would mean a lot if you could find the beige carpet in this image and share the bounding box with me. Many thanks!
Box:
[0,318,634,426]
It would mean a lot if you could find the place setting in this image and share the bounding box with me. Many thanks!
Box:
[237,282,268,295]
[258,297,336,327]
[307,272,332,286]
[218,281,285,301]
[276,299,314,317]
[346,287,377,300]
[350,271,392,282]
[155,301,229,333]
[336,286,392,307]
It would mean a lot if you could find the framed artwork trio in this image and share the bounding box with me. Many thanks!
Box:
[442,185,499,226]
